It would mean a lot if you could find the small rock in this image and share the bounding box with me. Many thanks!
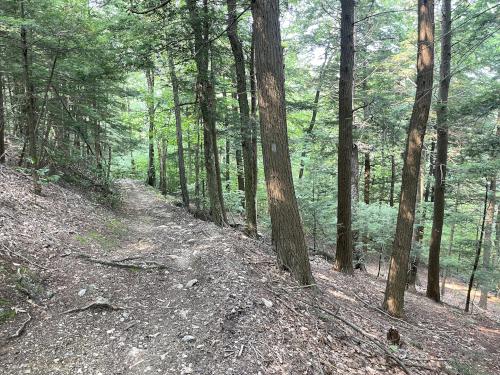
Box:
[78,289,87,297]
[181,335,196,343]
[261,298,273,308]
[185,279,198,288]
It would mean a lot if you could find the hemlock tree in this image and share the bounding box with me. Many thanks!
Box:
[167,53,190,208]
[427,0,452,303]
[383,0,435,317]
[252,0,314,285]
[335,0,355,274]
[226,0,258,237]
[186,0,226,226]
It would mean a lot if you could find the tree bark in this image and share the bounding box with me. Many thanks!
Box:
[157,137,167,195]
[195,118,201,211]
[252,0,314,285]
[226,0,257,236]
[424,141,435,202]
[20,1,40,194]
[187,0,226,226]
[441,185,459,296]
[145,68,156,187]
[479,179,496,309]
[0,72,5,164]
[364,152,370,204]
[298,48,330,180]
[168,53,190,207]
[427,0,452,302]
[383,0,434,317]
[389,154,396,206]
[465,184,489,312]
[408,157,425,291]
[335,0,356,274]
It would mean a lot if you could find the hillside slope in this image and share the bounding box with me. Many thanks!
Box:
[0,166,498,375]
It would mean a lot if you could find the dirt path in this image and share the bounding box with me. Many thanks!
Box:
[1,178,499,375]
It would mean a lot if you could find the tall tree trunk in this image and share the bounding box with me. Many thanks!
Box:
[479,179,496,309]
[298,48,330,179]
[232,92,245,195]
[187,0,226,226]
[465,184,489,312]
[408,156,425,291]
[441,185,459,297]
[424,141,435,202]
[226,0,258,236]
[93,101,102,171]
[145,68,156,187]
[427,0,452,302]
[364,152,370,204]
[157,137,167,195]
[389,154,396,206]
[195,118,201,211]
[20,1,40,194]
[249,24,258,201]
[252,0,314,285]
[168,53,190,207]
[383,0,434,317]
[0,72,5,164]
[225,136,230,191]
[494,201,500,268]
[352,144,365,271]
[335,0,355,274]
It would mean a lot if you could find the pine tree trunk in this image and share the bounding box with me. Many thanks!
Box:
[427,0,452,302]
[20,2,40,194]
[249,25,258,201]
[195,118,201,211]
[465,184,489,312]
[168,53,190,207]
[383,0,434,317]
[424,141,435,202]
[335,0,356,274]
[227,0,257,236]
[442,185,459,297]
[298,48,329,180]
[364,152,370,204]
[0,72,5,164]
[408,156,425,291]
[479,179,496,309]
[225,136,230,191]
[187,0,226,226]
[389,154,396,206]
[145,68,156,187]
[252,0,314,285]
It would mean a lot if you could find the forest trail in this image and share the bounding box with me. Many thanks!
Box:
[0,173,499,374]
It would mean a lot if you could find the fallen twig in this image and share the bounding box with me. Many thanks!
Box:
[315,303,412,374]
[8,313,32,339]
[63,297,125,314]
[1,244,51,271]
[352,291,427,332]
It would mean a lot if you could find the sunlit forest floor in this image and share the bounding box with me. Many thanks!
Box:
[0,166,498,374]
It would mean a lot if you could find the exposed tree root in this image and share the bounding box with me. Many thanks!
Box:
[9,313,32,340]
[74,253,173,271]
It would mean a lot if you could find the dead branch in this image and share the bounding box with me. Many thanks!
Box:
[315,303,412,374]
[8,313,32,339]
[63,298,125,314]
[1,243,51,271]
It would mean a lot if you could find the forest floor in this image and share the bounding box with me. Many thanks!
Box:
[0,166,499,375]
